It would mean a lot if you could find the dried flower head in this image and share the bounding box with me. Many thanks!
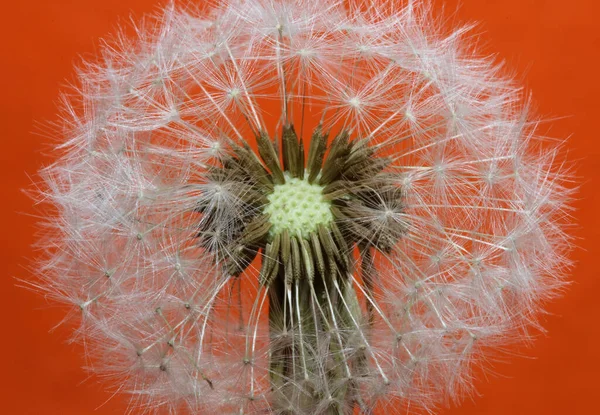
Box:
[34,0,573,414]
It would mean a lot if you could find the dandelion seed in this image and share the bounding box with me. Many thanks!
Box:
[33,0,573,414]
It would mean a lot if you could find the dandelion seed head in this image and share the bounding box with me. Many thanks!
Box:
[31,0,574,414]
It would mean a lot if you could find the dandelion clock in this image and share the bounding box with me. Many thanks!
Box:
[33,0,574,413]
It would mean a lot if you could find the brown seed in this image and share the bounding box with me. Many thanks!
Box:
[306,125,328,183]
[257,131,285,184]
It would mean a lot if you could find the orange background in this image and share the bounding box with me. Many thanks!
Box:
[1,0,598,413]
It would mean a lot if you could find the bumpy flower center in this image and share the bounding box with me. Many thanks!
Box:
[264,174,333,239]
